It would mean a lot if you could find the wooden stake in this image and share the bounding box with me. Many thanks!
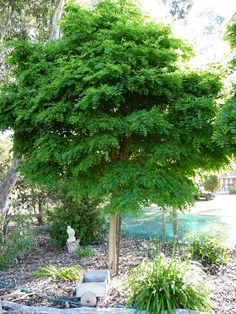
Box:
[161,209,166,242]
[108,213,118,276]
[172,207,178,240]
[116,214,121,274]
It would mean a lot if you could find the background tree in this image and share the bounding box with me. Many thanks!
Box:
[0,0,58,213]
[0,136,52,231]
[0,137,12,180]
[203,174,218,192]
[0,0,56,41]
[0,0,57,85]
[0,0,229,275]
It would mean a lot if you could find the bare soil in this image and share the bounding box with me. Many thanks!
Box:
[0,235,235,313]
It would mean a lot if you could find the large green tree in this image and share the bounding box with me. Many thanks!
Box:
[214,17,236,153]
[0,0,228,274]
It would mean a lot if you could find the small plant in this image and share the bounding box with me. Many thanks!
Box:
[125,255,212,314]
[0,213,36,270]
[229,188,236,194]
[32,265,83,281]
[188,231,230,265]
[144,238,160,259]
[73,246,96,258]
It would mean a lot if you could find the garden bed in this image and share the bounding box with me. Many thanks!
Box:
[0,235,235,313]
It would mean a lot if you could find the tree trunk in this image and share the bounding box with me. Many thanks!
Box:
[0,159,19,213]
[37,198,44,225]
[49,0,65,41]
[0,3,12,40]
[0,4,18,215]
[0,206,11,235]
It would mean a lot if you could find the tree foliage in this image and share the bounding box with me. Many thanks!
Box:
[0,0,57,84]
[0,0,228,213]
[203,174,218,192]
[214,18,236,153]
[0,0,56,41]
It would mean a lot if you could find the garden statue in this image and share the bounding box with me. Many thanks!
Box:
[67,225,76,242]
[66,225,80,254]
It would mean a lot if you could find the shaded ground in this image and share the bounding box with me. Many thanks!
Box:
[0,235,235,313]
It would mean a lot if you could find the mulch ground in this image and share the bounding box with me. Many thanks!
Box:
[0,235,235,313]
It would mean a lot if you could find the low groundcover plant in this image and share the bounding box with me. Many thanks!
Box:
[188,231,230,265]
[73,246,96,258]
[0,214,36,270]
[32,265,83,281]
[125,254,212,314]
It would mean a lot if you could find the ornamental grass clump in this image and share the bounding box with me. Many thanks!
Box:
[126,255,212,314]
[32,265,83,281]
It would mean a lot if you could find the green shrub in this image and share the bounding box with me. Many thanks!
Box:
[188,231,230,265]
[229,188,236,194]
[32,265,83,281]
[0,214,36,270]
[73,246,96,258]
[46,197,107,247]
[126,255,212,314]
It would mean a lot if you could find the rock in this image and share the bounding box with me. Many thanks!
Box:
[66,240,80,254]
[1,301,202,314]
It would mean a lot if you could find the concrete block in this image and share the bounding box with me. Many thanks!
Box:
[76,270,110,298]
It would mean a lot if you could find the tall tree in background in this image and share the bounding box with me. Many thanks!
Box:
[0,0,57,83]
[0,0,60,213]
[0,0,229,275]
[0,0,56,41]
[203,174,218,192]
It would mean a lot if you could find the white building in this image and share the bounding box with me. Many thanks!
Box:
[219,169,236,192]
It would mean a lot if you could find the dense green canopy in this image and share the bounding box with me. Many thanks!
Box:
[0,0,228,213]
[214,18,236,153]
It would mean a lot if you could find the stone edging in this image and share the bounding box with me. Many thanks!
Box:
[1,300,201,314]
